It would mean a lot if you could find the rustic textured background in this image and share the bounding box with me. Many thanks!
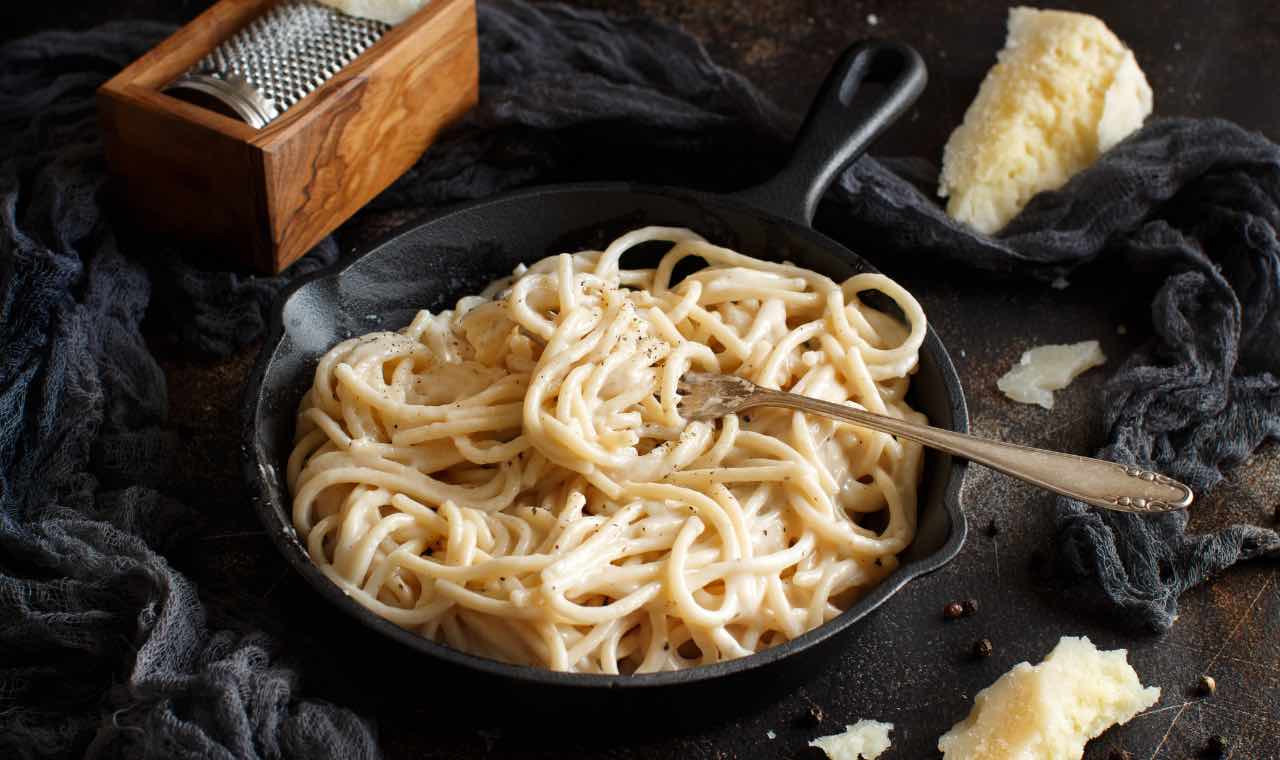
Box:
[5,1,1278,758]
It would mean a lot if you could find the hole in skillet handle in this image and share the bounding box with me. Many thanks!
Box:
[733,40,927,226]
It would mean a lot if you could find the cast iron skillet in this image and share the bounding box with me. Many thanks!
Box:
[243,41,968,703]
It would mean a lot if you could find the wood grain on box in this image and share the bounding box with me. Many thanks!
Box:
[98,0,478,273]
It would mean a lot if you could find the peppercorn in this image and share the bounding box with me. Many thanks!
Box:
[1206,735,1228,756]
[972,638,993,658]
[796,702,825,727]
[1198,674,1217,696]
[961,598,979,616]
[944,602,964,619]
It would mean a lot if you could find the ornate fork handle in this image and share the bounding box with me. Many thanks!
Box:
[752,390,1193,514]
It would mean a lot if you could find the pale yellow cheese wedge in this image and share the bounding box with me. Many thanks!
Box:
[809,720,893,760]
[938,636,1160,760]
[939,7,1153,234]
[314,0,428,25]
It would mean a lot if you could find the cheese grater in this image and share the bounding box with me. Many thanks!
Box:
[100,0,478,272]
[165,0,391,128]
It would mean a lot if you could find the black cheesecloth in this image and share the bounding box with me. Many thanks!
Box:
[2,1,1278,757]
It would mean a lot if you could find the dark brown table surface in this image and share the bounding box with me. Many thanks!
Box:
[7,2,1279,758]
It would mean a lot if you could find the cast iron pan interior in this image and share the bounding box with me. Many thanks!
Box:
[243,41,969,694]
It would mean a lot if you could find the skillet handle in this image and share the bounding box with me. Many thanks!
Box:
[732,41,926,226]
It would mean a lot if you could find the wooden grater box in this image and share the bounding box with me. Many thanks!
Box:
[97,0,479,273]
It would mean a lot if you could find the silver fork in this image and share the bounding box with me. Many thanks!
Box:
[677,372,1194,514]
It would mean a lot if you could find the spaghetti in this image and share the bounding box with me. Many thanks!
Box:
[288,227,927,673]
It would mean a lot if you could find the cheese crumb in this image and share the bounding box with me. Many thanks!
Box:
[313,0,428,25]
[997,340,1105,409]
[938,636,1160,760]
[809,720,893,760]
[766,730,777,740]
[939,7,1153,234]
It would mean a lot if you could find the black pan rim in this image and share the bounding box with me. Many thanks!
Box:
[240,180,970,689]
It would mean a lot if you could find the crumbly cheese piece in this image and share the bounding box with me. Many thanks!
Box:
[938,636,1160,760]
[314,0,428,25]
[809,720,893,760]
[997,340,1106,409]
[939,7,1153,234]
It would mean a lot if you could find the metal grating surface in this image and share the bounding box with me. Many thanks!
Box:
[191,0,389,116]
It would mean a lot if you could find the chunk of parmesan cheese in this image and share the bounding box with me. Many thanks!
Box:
[938,636,1160,760]
[809,720,893,760]
[997,340,1105,410]
[939,7,1153,234]
[313,0,428,25]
